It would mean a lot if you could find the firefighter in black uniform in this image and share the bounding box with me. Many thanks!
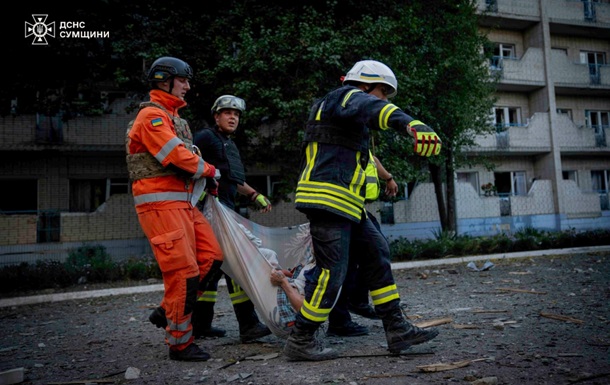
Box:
[192,95,273,342]
[284,60,442,360]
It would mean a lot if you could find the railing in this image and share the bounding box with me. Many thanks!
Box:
[486,0,498,12]
[592,125,608,147]
[587,64,606,85]
[584,0,597,22]
[37,210,61,243]
[600,193,609,210]
[35,114,64,144]
[498,193,511,216]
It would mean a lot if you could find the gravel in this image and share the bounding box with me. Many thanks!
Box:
[1,250,609,385]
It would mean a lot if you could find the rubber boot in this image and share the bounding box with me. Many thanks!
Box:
[234,301,271,342]
[192,301,226,338]
[379,303,439,354]
[283,319,338,361]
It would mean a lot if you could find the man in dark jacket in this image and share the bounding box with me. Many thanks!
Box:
[286,60,442,361]
[191,95,272,342]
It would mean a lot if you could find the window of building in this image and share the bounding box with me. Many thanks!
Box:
[591,169,610,210]
[585,110,610,131]
[591,170,609,193]
[0,179,38,213]
[69,179,106,213]
[457,172,479,193]
[108,178,129,196]
[557,108,573,120]
[494,171,527,196]
[562,170,578,185]
[493,107,522,130]
[487,43,515,69]
[580,51,606,84]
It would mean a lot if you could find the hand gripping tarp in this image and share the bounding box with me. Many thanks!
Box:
[201,195,311,339]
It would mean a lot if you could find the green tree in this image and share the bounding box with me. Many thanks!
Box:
[10,0,496,229]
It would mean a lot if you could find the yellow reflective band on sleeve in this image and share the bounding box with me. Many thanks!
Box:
[197,291,218,302]
[370,284,400,306]
[379,104,399,130]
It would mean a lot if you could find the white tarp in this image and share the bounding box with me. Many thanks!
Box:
[201,195,311,338]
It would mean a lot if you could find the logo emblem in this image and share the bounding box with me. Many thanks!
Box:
[25,14,55,45]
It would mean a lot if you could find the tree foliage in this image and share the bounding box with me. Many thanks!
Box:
[9,0,497,227]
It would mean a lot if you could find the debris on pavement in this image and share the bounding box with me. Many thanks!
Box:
[415,358,488,372]
[540,311,584,324]
[467,261,495,271]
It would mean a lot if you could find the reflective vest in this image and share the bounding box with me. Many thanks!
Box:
[126,90,211,210]
[364,152,380,202]
[125,101,195,181]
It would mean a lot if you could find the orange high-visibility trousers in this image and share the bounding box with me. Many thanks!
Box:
[137,205,223,351]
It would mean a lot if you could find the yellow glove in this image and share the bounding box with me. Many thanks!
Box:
[250,192,272,213]
[407,120,442,157]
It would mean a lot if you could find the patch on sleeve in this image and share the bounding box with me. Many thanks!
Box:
[151,118,163,127]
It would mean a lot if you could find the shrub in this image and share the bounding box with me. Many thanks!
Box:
[1,228,609,295]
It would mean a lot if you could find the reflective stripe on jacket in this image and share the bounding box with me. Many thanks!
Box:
[126,89,214,210]
[295,85,416,222]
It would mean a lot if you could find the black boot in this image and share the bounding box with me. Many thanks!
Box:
[169,343,210,362]
[283,319,338,361]
[192,301,226,338]
[149,306,167,329]
[234,301,271,343]
[379,303,439,354]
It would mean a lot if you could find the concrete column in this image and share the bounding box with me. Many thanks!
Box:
[539,0,566,230]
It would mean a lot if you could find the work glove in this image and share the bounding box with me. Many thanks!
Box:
[205,177,219,197]
[204,163,221,179]
[250,191,272,213]
[407,120,442,157]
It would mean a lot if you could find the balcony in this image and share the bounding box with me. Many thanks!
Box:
[556,113,609,153]
[548,0,610,38]
[492,48,546,92]
[469,112,552,155]
[552,52,610,96]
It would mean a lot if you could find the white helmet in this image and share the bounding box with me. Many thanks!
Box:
[343,60,397,98]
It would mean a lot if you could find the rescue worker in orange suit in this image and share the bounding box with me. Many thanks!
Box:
[126,56,223,361]
[192,95,272,342]
[286,60,442,360]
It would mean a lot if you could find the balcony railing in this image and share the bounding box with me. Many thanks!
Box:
[592,125,608,147]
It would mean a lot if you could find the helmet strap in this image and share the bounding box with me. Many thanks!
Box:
[365,84,376,94]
